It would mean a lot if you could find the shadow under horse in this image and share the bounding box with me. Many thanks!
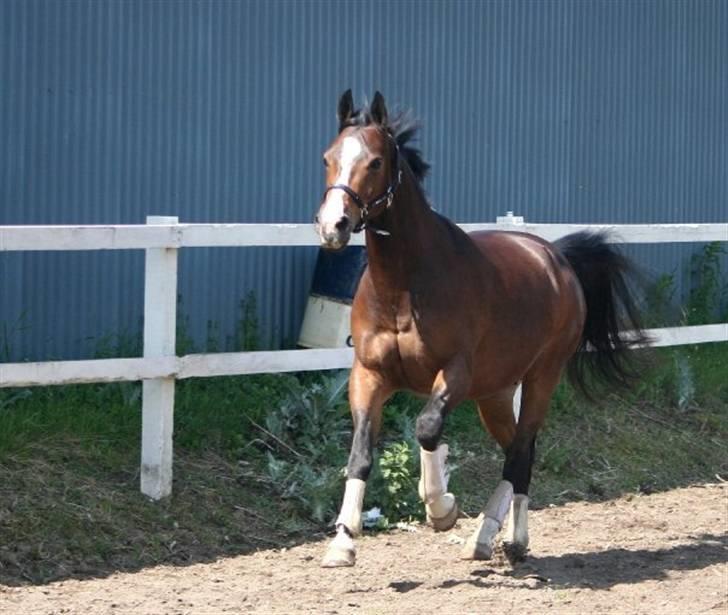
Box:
[314,90,650,567]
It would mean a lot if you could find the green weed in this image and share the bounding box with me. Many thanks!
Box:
[234,291,260,351]
[684,242,727,324]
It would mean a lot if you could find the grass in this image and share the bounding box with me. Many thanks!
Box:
[0,373,322,585]
[1,342,726,586]
[0,443,317,585]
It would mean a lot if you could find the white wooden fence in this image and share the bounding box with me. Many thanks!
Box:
[1,215,726,499]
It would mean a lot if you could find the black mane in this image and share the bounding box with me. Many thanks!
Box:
[340,104,431,183]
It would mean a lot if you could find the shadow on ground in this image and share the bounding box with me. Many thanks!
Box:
[0,445,325,588]
[425,533,728,592]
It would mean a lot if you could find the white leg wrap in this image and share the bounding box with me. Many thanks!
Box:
[504,494,529,547]
[479,479,513,535]
[418,444,455,519]
[461,480,513,559]
[334,478,366,537]
[322,524,357,567]
[427,493,456,520]
[330,526,355,552]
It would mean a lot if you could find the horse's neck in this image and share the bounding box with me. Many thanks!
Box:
[364,169,441,292]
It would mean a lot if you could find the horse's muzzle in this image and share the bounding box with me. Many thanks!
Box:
[315,214,352,251]
[319,229,351,251]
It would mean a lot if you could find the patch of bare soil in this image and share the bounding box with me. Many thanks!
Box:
[1,483,726,614]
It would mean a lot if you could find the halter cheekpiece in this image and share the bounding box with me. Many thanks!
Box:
[322,133,402,235]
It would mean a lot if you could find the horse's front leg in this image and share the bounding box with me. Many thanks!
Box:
[322,363,390,568]
[415,357,471,531]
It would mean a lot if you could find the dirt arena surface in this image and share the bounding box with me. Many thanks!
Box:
[1,483,725,614]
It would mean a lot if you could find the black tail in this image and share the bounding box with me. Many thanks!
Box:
[556,231,651,399]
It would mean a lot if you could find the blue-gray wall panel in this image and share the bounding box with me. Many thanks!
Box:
[1,0,726,360]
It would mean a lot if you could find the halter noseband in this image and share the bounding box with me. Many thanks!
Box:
[322,134,402,234]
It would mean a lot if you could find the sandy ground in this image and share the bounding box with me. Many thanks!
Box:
[1,483,726,614]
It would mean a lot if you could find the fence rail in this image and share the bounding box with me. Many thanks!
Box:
[1,216,726,500]
[2,221,727,252]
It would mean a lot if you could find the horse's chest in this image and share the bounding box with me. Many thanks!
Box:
[355,301,436,392]
[356,311,418,367]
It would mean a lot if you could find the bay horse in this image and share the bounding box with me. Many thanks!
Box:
[314,90,649,567]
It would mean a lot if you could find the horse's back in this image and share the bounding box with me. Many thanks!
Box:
[464,229,586,392]
[468,230,580,308]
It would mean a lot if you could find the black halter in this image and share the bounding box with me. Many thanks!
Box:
[322,135,402,234]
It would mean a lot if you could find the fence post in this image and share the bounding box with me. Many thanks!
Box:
[496,212,525,420]
[141,215,179,499]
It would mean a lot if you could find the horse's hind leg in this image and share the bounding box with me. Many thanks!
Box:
[500,368,564,560]
[500,431,537,561]
[461,388,518,560]
[462,371,559,560]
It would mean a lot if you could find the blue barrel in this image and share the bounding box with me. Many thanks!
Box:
[298,246,367,348]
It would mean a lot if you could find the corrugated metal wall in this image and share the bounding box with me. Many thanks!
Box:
[1,0,726,361]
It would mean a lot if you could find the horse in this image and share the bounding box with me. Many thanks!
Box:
[314,90,649,567]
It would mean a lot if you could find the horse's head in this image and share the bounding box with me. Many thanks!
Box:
[315,90,400,250]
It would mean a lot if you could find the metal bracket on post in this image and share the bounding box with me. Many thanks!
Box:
[496,211,524,226]
[141,215,178,499]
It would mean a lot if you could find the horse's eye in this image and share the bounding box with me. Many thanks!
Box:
[323,157,329,168]
[369,158,383,171]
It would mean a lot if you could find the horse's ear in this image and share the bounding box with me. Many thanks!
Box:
[337,89,355,130]
[370,91,388,126]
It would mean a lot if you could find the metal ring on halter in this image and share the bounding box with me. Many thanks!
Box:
[321,135,401,234]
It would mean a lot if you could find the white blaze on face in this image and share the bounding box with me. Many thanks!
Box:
[319,136,363,227]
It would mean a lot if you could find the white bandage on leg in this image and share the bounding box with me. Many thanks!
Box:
[504,494,529,547]
[418,444,455,520]
[330,525,355,552]
[334,478,366,536]
[461,480,513,559]
[484,480,514,523]
[322,520,357,567]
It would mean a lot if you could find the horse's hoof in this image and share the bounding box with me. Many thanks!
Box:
[321,546,355,568]
[460,539,493,561]
[428,496,459,532]
[503,541,528,563]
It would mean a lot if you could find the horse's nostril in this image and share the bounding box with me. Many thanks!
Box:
[335,216,350,232]
[314,214,320,224]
